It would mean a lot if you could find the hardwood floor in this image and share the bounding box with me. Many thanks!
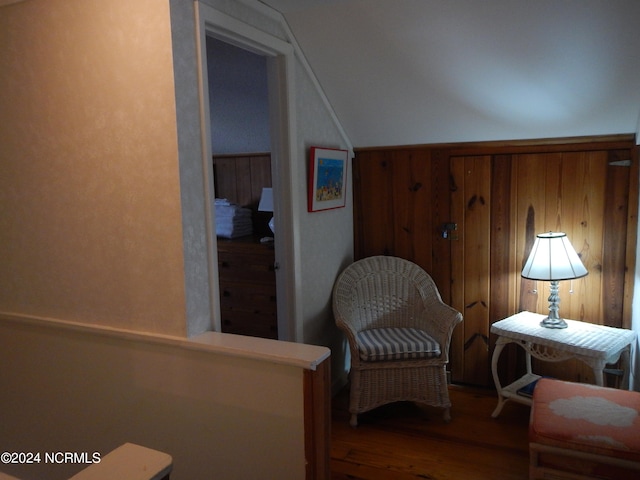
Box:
[331,384,531,479]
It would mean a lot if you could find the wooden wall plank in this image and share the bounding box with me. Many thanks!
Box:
[542,152,562,232]
[390,150,433,272]
[514,153,556,314]
[623,147,639,329]
[353,151,395,258]
[212,153,272,236]
[250,154,272,206]
[449,157,466,383]
[603,150,632,328]
[212,157,238,201]
[390,150,415,262]
[491,155,521,387]
[412,150,434,274]
[213,153,271,207]
[430,149,453,303]
[234,157,253,206]
[450,155,492,384]
[461,156,492,385]
[490,155,514,323]
[559,151,606,323]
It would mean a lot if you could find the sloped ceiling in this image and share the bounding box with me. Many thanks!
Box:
[260,0,640,148]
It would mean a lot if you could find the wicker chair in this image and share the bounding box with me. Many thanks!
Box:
[333,255,463,426]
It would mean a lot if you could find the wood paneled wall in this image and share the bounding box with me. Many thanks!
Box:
[213,152,272,236]
[213,152,271,208]
[353,149,453,300]
[353,135,639,386]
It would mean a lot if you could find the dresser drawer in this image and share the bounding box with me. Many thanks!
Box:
[217,236,278,339]
[220,310,278,339]
[217,251,276,283]
[220,284,277,339]
[219,281,277,312]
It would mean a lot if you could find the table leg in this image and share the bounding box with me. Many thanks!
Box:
[621,346,631,390]
[491,338,508,418]
[591,359,605,387]
[525,342,532,375]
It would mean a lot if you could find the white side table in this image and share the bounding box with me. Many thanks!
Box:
[490,311,636,418]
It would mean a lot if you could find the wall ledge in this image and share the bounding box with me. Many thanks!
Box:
[0,312,330,371]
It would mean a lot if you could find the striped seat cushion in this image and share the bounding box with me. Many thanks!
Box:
[357,327,441,362]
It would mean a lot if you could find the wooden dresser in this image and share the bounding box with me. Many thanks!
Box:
[217,235,278,339]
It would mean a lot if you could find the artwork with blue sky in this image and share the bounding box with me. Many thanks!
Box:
[315,158,344,202]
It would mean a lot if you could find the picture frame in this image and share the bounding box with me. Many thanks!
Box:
[308,146,349,212]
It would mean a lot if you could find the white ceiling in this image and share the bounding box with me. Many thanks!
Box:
[260,0,640,148]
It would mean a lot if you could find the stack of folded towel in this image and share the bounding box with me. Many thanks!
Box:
[215,199,253,238]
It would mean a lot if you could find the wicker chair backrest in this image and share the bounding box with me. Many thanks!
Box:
[333,256,443,333]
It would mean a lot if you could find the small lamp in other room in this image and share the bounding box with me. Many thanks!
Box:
[258,187,275,236]
[521,232,588,329]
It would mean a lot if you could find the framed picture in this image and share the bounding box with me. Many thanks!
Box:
[308,146,349,212]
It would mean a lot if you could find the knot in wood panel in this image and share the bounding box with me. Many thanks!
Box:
[465,300,488,309]
[464,332,489,351]
[467,194,486,210]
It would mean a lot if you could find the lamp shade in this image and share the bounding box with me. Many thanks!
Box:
[258,187,273,212]
[521,232,588,281]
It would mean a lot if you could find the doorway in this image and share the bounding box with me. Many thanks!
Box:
[195,2,302,342]
[206,37,278,339]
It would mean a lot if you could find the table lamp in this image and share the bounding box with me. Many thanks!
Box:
[258,187,275,235]
[521,232,588,329]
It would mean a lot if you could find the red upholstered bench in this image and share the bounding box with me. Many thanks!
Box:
[529,378,640,479]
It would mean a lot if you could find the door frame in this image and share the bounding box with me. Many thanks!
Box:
[195,2,302,341]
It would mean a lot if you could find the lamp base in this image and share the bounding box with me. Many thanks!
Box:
[539,279,568,329]
[540,316,568,329]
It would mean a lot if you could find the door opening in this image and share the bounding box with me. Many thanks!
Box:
[207,36,278,339]
[195,2,302,342]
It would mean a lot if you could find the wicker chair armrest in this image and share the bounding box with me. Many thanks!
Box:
[417,302,463,359]
[333,309,364,364]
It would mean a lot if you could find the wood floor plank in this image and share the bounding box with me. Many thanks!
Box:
[331,385,530,479]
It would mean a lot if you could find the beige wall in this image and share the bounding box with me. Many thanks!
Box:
[0,0,188,335]
[0,315,317,479]
[0,0,353,387]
